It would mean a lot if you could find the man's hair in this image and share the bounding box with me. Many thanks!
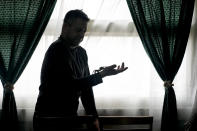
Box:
[64,9,90,24]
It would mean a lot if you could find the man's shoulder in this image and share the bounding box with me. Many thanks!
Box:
[77,46,86,54]
[47,39,64,52]
[77,46,88,61]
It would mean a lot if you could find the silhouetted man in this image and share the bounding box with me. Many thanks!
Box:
[33,9,128,131]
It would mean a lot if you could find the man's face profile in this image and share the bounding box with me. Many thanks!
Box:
[66,18,88,47]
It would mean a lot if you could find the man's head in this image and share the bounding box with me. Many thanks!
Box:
[61,9,90,47]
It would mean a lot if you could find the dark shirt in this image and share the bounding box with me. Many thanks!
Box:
[34,36,102,117]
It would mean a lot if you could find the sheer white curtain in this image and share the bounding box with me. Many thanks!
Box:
[0,0,196,131]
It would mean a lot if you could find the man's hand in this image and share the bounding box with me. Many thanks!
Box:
[99,62,128,78]
[92,118,100,131]
[88,118,100,131]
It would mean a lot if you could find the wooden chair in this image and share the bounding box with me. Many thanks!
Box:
[33,115,153,131]
[99,116,153,131]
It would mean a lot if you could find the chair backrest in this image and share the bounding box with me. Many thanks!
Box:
[34,115,153,131]
[99,116,153,131]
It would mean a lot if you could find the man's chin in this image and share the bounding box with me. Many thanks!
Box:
[74,40,82,45]
[70,42,80,48]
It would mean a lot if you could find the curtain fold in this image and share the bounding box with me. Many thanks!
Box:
[0,0,56,130]
[126,0,195,131]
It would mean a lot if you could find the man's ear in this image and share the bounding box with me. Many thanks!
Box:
[61,23,69,35]
[63,22,69,28]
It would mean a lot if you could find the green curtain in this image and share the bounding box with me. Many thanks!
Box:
[126,0,194,131]
[0,0,56,130]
